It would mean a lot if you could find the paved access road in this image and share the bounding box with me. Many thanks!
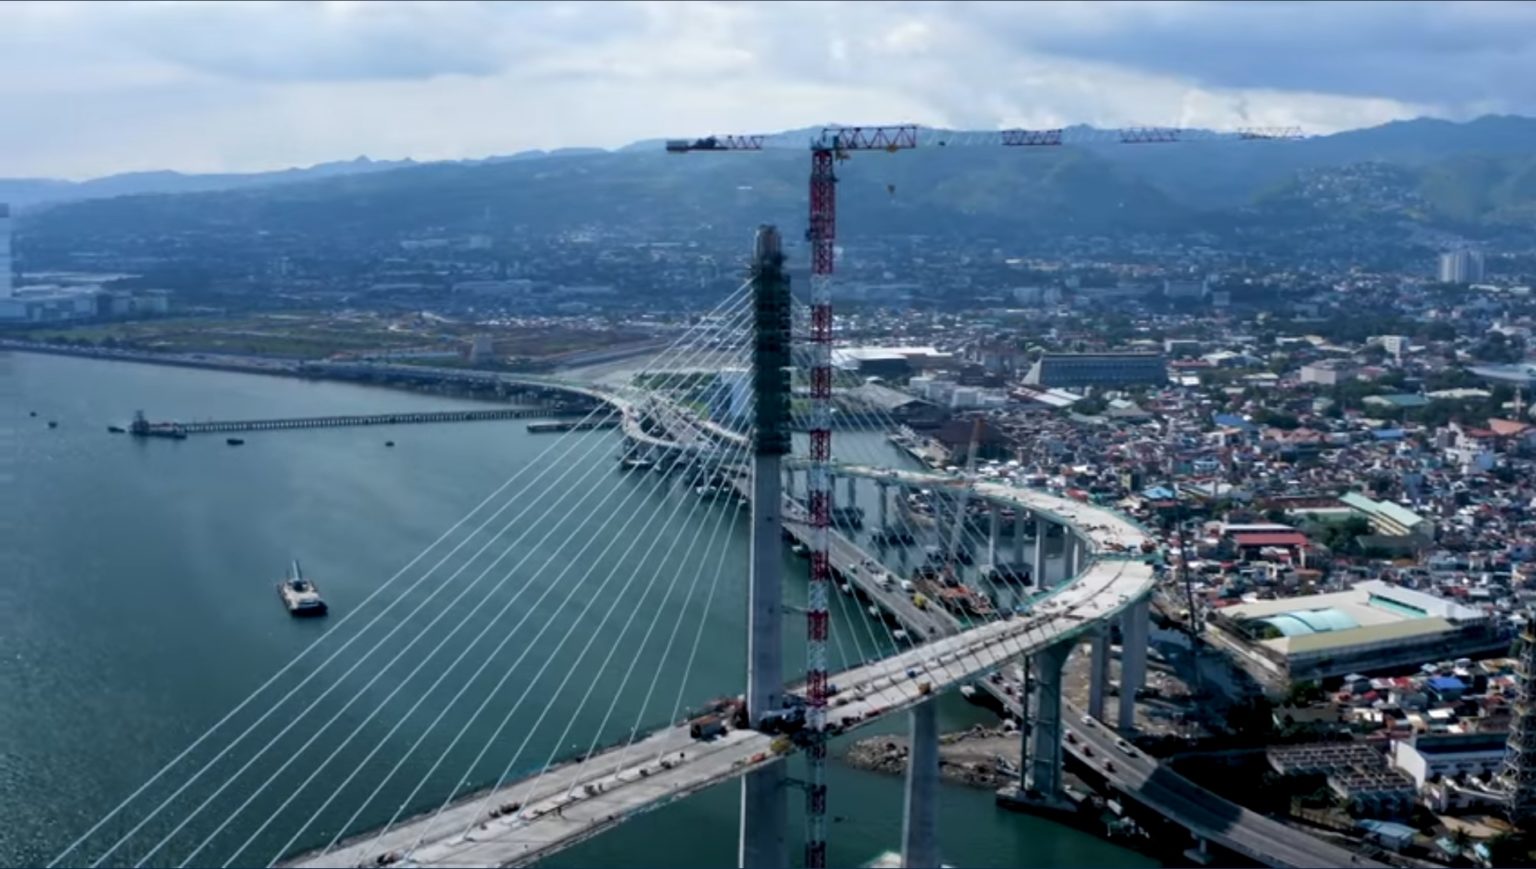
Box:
[1062,701,1385,869]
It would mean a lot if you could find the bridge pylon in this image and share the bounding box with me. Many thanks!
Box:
[740,224,792,869]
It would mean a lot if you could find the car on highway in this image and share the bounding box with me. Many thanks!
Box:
[1080,715,1096,728]
[1115,738,1138,757]
[1082,745,1093,758]
[1103,759,1115,774]
[1065,732,1077,745]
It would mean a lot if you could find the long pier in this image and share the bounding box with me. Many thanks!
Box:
[527,419,620,434]
[130,407,571,437]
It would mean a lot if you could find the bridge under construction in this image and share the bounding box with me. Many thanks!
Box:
[46,124,1391,869]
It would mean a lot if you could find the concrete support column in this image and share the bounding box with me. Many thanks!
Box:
[1062,536,1078,580]
[845,475,857,511]
[747,455,784,719]
[878,481,890,534]
[740,770,786,868]
[1118,597,1150,732]
[1013,511,1027,568]
[1033,517,1048,586]
[1184,835,1214,866]
[901,699,940,869]
[1025,640,1073,799]
[988,503,1000,567]
[1088,628,1110,720]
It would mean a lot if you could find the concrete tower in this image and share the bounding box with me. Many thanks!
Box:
[740,224,791,868]
[0,203,12,299]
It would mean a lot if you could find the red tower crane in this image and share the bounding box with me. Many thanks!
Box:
[667,121,1303,868]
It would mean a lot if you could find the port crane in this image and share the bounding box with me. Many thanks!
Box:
[667,120,1303,868]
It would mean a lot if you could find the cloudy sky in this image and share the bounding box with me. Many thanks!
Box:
[3,0,1533,179]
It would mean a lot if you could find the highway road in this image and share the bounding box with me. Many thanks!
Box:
[981,681,1384,869]
[1064,706,1385,868]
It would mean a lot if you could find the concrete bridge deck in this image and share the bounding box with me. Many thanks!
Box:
[288,480,1156,868]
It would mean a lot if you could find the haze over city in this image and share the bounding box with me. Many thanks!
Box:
[3,0,1535,177]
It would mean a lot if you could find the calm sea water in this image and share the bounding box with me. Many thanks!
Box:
[0,352,1153,869]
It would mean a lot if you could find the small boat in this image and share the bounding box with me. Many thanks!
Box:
[107,425,126,434]
[47,421,58,429]
[28,411,36,417]
[278,559,328,617]
[385,441,395,447]
[226,437,245,446]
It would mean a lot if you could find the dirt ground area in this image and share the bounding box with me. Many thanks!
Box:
[841,724,1023,790]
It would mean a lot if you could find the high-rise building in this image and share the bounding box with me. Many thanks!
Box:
[0,203,12,299]
[1438,249,1485,284]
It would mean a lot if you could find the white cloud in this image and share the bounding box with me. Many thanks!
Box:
[0,0,1520,179]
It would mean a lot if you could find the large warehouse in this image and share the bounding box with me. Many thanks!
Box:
[1206,581,1507,690]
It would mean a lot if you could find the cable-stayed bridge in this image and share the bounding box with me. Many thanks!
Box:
[47,226,1368,869]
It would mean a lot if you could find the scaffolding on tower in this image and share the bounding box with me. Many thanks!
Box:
[1497,618,1536,821]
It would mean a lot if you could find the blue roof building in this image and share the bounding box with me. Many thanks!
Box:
[1426,675,1466,699]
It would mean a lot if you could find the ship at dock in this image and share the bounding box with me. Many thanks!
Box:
[278,559,328,617]
[128,410,186,440]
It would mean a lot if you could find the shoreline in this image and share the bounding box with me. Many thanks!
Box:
[0,340,598,408]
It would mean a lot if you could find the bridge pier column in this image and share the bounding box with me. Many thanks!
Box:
[845,475,857,511]
[878,481,890,536]
[1118,597,1150,732]
[901,698,940,869]
[1088,627,1110,720]
[1013,511,1026,568]
[1062,536,1078,581]
[1025,640,1072,800]
[1183,835,1214,866]
[987,503,1000,568]
[1033,517,1048,586]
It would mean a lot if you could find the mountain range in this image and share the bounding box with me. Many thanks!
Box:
[13,115,1536,253]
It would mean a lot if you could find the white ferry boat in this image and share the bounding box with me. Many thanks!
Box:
[278,559,328,617]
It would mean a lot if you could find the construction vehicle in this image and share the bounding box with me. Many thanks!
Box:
[689,713,727,741]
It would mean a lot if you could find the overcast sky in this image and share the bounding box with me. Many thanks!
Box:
[4,0,1533,180]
